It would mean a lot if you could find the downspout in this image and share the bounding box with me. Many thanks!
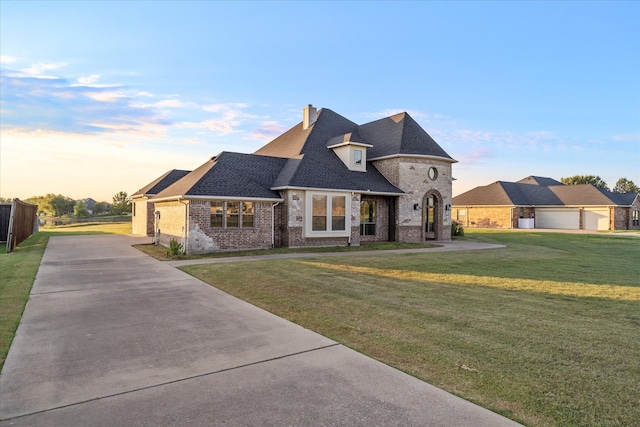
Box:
[271,202,280,248]
[179,198,189,255]
[154,211,160,245]
[348,192,354,246]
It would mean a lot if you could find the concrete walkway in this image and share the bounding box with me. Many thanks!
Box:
[0,235,519,426]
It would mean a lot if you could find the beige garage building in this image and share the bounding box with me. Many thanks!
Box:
[452,176,639,231]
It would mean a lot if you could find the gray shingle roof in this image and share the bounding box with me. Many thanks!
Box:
[257,108,405,194]
[360,112,455,160]
[148,107,455,199]
[132,169,190,197]
[453,176,638,207]
[516,176,563,186]
[153,152,288,200]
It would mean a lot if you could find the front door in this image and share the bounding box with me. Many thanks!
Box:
[425,195,437,240]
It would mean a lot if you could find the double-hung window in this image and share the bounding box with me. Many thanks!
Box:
[211,201,255,228]
[306,192,349,237]
[242,202,254,228]
[211,201,224,227]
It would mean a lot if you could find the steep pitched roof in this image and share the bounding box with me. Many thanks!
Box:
[453,176,637,207]
[359,112,456,161]
[132,169,190,197]
[153,152,288,200]
[256,108,404,194]
[146,107,453,199]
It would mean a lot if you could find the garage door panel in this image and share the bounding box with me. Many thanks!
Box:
[536,208,580,229]
[584,208,609,230]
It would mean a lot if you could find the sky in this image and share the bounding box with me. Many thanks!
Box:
[1,1,639,202]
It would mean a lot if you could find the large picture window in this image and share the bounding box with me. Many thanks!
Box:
[210,201,255,228]
[360,199,376,235]
[306,192,350,237]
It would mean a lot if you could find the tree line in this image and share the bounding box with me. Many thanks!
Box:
[560,176,638,193]
[0,191,132,218]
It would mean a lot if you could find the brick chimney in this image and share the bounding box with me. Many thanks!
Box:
[303,104,317,130]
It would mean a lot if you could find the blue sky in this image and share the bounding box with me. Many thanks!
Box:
[1,1,639,202]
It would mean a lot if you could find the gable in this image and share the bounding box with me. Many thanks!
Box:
[132,169,191,197]
[153,153,288,200]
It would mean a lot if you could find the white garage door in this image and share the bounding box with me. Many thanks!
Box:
[536,208,580,229]
[584,208,610,230]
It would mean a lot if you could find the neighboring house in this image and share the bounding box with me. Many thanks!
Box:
[452,176,640,230]
[81,198,97,214]
[131,169,191,236]
[132,105,457,254]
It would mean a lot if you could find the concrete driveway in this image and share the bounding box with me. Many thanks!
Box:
[0,235,520,426]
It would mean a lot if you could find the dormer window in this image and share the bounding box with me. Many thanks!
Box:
[354,149,363,166]
[327,134,372,172]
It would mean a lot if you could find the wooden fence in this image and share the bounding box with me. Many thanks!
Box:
[0,204,11,241]
[4,199,38,253]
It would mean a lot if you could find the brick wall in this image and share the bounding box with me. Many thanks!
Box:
[632,197,640,230]
[188,200,274,254]
[154,199,276,254]
[613,202,640,230]
[132,198,153,236]
[453,206,514,229]
[374,157,453,241]
[154,201,187,248]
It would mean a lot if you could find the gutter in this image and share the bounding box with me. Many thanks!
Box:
[368,153,458,163]
[151,195,283,203]
[270,185,404,196]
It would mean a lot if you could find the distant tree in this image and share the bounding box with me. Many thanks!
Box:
[74,201,89,218]
[49,194,75,217]
[613,178,639,193]
[26,195,47,215]
[0,197,13,204]
[93,201,108,214]
[560,175,608,189]
[111,191,131,215]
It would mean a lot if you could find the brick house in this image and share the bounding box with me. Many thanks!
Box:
[132,105,457,254]
[452,176,640,231]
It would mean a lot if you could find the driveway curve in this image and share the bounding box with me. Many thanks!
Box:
[0,235,519,426]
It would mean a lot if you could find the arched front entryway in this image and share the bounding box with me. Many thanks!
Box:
[423,191,442,240]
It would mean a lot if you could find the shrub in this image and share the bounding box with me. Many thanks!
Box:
[451,221,464,236]
[166,238,186,258]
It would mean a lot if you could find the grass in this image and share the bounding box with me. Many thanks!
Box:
[181,231,640,427]
[0,222,131,370]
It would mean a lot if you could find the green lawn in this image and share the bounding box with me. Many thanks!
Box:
[0,222,131,370]
[181,231,640,427]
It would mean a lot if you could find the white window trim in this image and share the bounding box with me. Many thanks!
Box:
[304,191,351,238]
[328,143,368,172]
